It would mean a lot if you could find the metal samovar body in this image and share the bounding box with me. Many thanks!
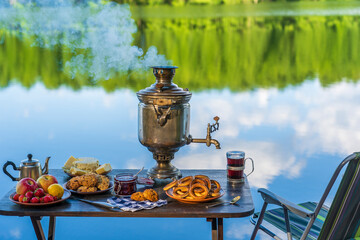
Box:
[137,66,220,180]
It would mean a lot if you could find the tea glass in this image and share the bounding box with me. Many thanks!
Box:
[226,151,254,183]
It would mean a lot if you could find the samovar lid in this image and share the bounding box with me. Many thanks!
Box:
[137,66,192,97]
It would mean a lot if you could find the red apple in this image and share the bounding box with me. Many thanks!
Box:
[13,194,20,201]
[36,175,58,193]
[34,188,45,197]
[30,197,40,203]
[16,178,38,195]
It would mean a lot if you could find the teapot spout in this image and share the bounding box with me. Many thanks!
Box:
[42,156,51,174]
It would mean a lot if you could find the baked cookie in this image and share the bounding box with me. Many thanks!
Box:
[143,189,158,202]
[77,186,98,192]
[79,174,97,187]
[67,176,81,190]
[131,192,146,201]
[96,175,110,191]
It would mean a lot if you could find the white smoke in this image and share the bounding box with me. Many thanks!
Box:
[0,0,170,80]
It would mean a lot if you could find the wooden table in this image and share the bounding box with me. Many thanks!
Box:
[0,169,254,240]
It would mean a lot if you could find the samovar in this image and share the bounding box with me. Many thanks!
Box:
[137,66,221,179]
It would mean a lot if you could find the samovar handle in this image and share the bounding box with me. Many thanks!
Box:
[153,105,171,126]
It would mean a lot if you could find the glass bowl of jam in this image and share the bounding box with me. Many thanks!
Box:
[112,174,138,196]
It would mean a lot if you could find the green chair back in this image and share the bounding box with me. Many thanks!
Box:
[318,154,360,239]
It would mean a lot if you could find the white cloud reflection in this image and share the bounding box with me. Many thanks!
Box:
[227,221,287,240]
[10,228,21,239]
[176,79,360,188]
[0,79,359,189]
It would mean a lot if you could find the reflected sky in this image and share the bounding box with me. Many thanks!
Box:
[0,78,359,239]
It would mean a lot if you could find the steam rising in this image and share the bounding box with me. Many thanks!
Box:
[0,0,170,80]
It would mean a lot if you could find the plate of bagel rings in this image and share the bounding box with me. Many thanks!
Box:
[163,175,224,203]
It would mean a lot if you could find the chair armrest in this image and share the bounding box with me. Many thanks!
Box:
[258,188,314,218]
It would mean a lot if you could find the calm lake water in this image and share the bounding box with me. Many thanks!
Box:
[1,1,360,239]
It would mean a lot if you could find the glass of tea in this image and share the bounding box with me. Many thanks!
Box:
[226,151,254,183]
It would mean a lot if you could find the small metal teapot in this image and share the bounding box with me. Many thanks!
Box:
[2,154,50,181]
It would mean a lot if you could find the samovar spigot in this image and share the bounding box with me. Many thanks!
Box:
[187,116,221,149]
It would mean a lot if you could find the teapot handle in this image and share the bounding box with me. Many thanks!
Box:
[3,161,20,181]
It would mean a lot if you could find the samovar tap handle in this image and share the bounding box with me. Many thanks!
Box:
[187,116,221,149]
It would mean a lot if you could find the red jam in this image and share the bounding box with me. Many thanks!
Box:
[113,174,137,196]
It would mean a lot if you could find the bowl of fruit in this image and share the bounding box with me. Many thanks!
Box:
[10,175,71,206]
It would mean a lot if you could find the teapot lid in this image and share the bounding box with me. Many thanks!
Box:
[137,66,192,98]
[21,154,39,166]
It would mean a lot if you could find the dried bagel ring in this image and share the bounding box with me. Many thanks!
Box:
[189,183,209,199]
[175,186,189,192]
[210,191,221,197]
[163,180,178,191]
[173,186,189,198]
[194,187,205,193]
[210,180,221,193]
[194,175,211,189]
[178,176,193,187]
[195,192,206,197]
[191,178,207,187]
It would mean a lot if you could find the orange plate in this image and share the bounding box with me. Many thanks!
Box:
[9,189,71,206]
[166,188,224,203]
[63,181,113,195]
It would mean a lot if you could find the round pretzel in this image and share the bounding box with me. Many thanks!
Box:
[172,186,189,199]
[194,187,206,193]
[178,176,193,187]
[189,183,209,199]
[210,191,221,197]
[210,180,221,193]
[163,180,178,191]
[194,175,211,189]
[191,178,207,187]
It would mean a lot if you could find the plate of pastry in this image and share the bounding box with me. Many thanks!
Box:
[62,156,112,177]
[165,188,224,203]
[163,175,224,203]
[64,174,113,195]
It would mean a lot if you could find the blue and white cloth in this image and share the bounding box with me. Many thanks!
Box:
[107,197,167,212]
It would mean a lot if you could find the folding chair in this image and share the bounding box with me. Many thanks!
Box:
[250,152,360,240]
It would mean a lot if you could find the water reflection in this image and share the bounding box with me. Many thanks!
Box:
[1,78,359,191]
[0,79,359,240]
[176,79,360,188]
[1,14,360,91]
[0,1,169,81]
